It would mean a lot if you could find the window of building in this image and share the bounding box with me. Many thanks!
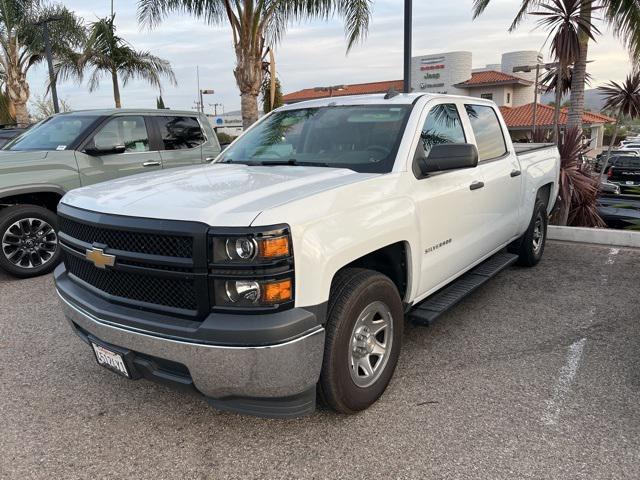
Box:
[417,103,466,158]
[464,104,507,161]
[507,92,511,104]
[480,93,493,100]
[156,116,205,150]
[93,116,149,152]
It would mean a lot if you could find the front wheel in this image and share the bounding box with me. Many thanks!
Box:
[319,268,404,413]
[0,205,61,278]
[509,199,548,267]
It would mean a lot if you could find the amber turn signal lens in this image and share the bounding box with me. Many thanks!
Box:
[262,279,292,303]
[259,236,290,258]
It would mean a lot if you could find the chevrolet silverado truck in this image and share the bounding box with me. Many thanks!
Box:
[0,109,220,278]
[54,93,560,417]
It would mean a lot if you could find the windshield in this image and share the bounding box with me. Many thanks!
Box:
[218,105,412,173]
[4,115,97,151]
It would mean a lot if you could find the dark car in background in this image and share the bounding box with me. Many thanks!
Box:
[0,125,28,147]
[598,194,640,230]
[606,156,640,194]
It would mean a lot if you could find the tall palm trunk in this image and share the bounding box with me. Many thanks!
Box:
[233,37,263,128]
[567,0,592,130]
[5,37,30,126]
[598,110,624,179]
[111,67,121,108]
[552,67,563,144]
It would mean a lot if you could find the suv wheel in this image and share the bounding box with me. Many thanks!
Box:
[319,268,404,413]
[0,205,61,278]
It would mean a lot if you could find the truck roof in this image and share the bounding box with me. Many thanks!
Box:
[56,108,202,117]
[278,92,499,110]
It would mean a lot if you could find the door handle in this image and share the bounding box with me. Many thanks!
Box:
[510,170,522,177]
[143,160,161,167]
[469,181,485,191]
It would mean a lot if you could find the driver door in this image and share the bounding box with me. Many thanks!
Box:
[409,101,488,298]
[75,115,162,186]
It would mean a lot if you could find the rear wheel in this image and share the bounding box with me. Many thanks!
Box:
[509,199,548,267]
[319,268,404,413]
[0,205,61,278]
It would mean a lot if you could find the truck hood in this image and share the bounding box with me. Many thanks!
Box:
[61,163,378,226]
[0,150,48,167]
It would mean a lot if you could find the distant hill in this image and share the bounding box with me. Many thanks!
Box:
[540,88,605,112]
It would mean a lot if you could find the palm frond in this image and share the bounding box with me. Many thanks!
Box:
[604,0,640,60]
[137,0,227,29]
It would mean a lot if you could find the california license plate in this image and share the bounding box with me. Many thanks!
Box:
[91,342,130,378]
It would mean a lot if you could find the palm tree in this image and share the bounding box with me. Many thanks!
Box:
[63,15,176,108]
[0,1,84,125]
[532,0,599,143]
[138,0,372,128]
[472,0,640,131]
[597,71,640,179]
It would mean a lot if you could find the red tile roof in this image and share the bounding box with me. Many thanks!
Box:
[283,80,404,103]
[499,103,615,128]
[455,70,533,87]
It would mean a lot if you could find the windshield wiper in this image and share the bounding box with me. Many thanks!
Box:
[258,159,332,167]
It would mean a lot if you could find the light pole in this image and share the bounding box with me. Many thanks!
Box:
[513,59,559,135]
[403,0,412,93]
[36,16,63,114]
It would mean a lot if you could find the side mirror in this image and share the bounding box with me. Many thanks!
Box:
[416,143,479,178]
[85,144,126,156]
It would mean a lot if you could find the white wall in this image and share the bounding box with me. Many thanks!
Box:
[501,51,539,107]
[411,51,472,95]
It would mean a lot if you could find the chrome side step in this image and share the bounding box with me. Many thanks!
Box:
[409,252,518,326]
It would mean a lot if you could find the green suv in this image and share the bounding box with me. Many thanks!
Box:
[0,109,221,278]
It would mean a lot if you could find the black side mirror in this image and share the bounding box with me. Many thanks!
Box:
[416,143,479,178]
[85,144,126,156]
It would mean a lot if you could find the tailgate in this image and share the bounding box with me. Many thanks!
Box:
[610,166,640,183]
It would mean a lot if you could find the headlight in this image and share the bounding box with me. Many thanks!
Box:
[208,225,294,311]
[211,229,290,265]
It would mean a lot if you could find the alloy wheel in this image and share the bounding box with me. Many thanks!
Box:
[1,217,58,269]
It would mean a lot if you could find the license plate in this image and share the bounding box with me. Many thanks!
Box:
[626,181,635,185]
[92,342,130,378]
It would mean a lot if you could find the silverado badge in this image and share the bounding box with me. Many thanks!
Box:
[85,247,116,269]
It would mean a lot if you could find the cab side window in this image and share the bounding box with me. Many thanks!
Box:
[464,104,507,161]
[92,116,150,152]
[156,116,205,150]
[417,103,466,158]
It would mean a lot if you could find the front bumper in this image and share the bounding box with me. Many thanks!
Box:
[57,280,325,418]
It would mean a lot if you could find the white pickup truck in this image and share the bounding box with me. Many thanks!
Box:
[54,93,560,417]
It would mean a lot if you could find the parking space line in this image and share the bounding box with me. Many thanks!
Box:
[542,337,587,426]
[606,248,620,265]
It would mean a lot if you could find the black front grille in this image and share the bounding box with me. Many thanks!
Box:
[58,216,193,258]
[64,253,198,311]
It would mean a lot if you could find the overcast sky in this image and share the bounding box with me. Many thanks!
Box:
[28,0,633,114]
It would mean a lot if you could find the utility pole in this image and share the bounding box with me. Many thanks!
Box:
[403,0,412,93]
[36,16,62,114]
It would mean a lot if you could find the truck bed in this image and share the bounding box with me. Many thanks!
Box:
[513,143,556,156]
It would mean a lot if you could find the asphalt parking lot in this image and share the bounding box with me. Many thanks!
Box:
[1,241,639,479]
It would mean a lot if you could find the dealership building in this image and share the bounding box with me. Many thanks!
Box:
[283,50,613,147]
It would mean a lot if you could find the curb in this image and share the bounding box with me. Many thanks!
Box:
[548,225,640,248]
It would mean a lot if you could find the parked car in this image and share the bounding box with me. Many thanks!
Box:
[0,125,29,147]
[606,155,640,193]
[618,143,640,154]
[594,152,638,171]
[54,94,560,417]
[600,180,621,195]
[0,109,221,278]
[598,194,640,230]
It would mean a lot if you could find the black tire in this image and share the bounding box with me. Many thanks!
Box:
[509,199,548,267]
[319,268,404,414]
[0,205,61,278]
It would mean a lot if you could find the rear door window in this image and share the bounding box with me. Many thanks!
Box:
[155,116,205,150]
[464,104,507,161]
